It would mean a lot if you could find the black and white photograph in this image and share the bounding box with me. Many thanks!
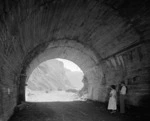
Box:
[0,0,150,121]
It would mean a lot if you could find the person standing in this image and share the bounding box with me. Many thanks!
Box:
[119,82,127,113]
[107,85,117,113]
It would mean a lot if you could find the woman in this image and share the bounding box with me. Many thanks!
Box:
[107,85,117,113]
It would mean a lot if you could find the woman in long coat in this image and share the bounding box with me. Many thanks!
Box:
[107,85,117,113]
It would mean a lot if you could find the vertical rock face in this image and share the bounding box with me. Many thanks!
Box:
[27,59,74,91]
[0,0,150,120]
[102,43,150,107]
[99,0,150,107]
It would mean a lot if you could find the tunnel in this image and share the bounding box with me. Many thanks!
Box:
[23,39,103,102]
[0,0,150,121]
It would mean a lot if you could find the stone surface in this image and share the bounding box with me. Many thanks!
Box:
[27,59,74,91]
[0,0,150,120]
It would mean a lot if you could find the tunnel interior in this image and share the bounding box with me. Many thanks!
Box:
[0,0,150,121]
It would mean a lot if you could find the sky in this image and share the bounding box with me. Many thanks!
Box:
[56,58,83,72]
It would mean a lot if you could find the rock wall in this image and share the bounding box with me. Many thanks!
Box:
[27,59,74,91]
[102,43,150,107]
[101,0,150,107]
[0,25,22,120]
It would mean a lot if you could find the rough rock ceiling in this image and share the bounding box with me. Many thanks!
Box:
[1,0,148,61]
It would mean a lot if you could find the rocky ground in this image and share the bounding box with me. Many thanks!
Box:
[8,100,149,121]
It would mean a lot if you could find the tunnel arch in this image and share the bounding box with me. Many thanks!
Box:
[26,39,101,80]
[0,0,150,120]
[18,39,104,104]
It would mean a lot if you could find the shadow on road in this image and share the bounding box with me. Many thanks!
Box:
[9,101,148,121]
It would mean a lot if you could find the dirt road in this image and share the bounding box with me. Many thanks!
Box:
[9,101,146,121]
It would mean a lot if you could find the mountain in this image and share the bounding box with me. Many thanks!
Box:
[64,68,84,90]
[27,60,74,91]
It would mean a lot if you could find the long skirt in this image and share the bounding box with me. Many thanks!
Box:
[108,97,117,110]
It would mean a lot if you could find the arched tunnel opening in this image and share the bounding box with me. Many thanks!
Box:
[0,0,150,121]
[19,39,103,104]
[25,58,85,102]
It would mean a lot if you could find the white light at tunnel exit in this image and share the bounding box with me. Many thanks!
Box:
[26,90,85,102]
[26,58,84,102]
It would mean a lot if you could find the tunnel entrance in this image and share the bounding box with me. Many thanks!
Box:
[25,58,85,102]
[19,39,104,104]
